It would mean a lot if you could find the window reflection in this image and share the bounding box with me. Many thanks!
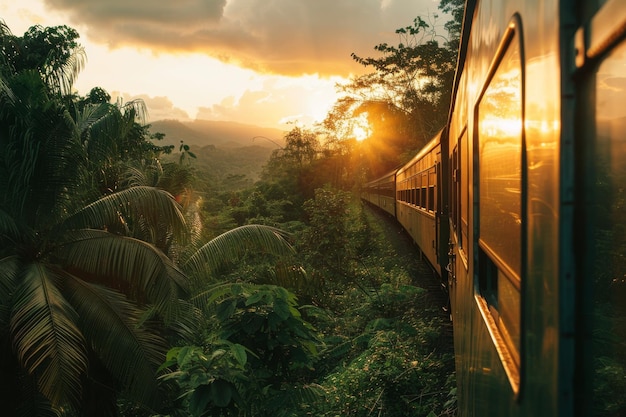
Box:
[476,32,523,366]
[478,40,523,279]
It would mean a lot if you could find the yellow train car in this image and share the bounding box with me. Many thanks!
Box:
[363,0,626,415]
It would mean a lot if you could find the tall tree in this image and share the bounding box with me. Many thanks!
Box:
[0,23,190,416]
[322,2,464,177]
[0,22,85,96]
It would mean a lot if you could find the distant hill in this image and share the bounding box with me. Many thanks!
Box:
[148,119,287,188]
[148,119,287,149]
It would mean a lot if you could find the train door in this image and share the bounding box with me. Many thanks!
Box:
[574,1,626,415]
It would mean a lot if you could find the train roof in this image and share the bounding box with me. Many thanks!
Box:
[445,0,477,130]
[395,129,443,175]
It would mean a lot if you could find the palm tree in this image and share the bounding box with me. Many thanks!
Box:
[182,224,309,294]
[0,57,190,416]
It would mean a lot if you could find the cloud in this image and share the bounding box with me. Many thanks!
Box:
[195,74,342,128]
[42,0,443,76]
[110,92,191,122]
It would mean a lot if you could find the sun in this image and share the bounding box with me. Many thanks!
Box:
[353,125,369,141]
[352,113,371,141]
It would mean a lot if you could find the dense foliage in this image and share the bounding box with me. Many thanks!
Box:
[0,1,461,415]
[0,20,195,417]
[321,1,463,178]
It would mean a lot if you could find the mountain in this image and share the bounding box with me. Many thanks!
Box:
[148,119,287,149]
[148,119,287,187]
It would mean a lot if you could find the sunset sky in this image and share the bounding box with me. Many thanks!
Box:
[1,0,445,130]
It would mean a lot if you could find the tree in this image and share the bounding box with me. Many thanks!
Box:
[0,21,85,96]
[0,23,190,416]
[256,126,322,221]
[322,3,464,177]
[301,186,353,278]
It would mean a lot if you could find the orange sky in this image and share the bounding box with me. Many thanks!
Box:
[1,0,445,130]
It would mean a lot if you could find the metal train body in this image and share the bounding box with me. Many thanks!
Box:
[362,0,626,416]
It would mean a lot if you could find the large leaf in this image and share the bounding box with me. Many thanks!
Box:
[60,186,188,244]
[184,225,295,277]
[10,262,87,408]
[0,255,20,316]
[62,276,166,406]
[0,72,85,223]
[59,229,188,316]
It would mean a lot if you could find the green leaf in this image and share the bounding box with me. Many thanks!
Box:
[158,347,182,371]
[216,300,236,321]
[10,263,88,408]
[63,278,166,405]
[210,379,233,408]
[184,225,295,277]
[230,343,247,367]
[273,297,291,320]
[268,312,284,330]
[189,384,211,416]
[245,290,266,306]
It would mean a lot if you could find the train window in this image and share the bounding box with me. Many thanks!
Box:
[429,168,437,212]
[584,36,626,416]
[460,129,469,251]
[476,25,523,370]
[428,186,435,212]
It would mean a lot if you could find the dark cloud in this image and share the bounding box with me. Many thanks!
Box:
[43,0,442,76]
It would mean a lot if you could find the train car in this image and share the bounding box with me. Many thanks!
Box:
[362,0,626,415]
[395,131,448,277]
[362,169,396,218]
[447,0,626,415]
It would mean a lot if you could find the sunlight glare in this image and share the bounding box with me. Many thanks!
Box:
[352,113,371,141]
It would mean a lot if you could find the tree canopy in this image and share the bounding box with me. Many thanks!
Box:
[322,0,463,178]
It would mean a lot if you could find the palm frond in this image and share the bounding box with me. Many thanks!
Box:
[10,262,87,409]
[0,255,20,329]
[62,277,166,406]
[60,186,188,244]
[43,45,86,97]
[32,107,87,224]
[142,298,203,343]
[0,209,21,244]
[76,102,126,163]
[266,262,311,293]
[122,165,151,188]
[119,98,148,126]
[0,72,87,224]
[183,224,296,278]
[73,101,116,137]
[190,281,236,311]
[59,229,188,316]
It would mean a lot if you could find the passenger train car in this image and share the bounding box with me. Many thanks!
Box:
[362,0,626,416]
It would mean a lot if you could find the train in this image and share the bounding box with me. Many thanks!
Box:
[361,0,626,416]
